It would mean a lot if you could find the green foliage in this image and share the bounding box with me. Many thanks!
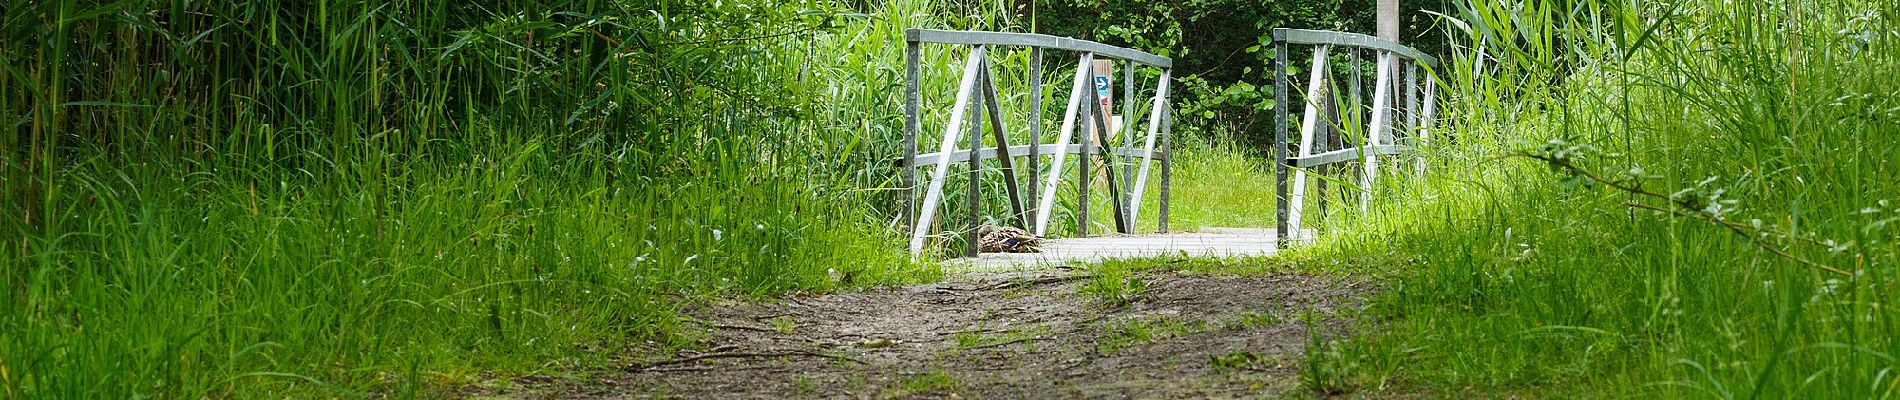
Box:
[771,315,799,334]
[1297,0,1900,397]
[1139,137,1280,230]
[896,370,960,395]
[793,375,818,394]
[0,0,978,397]
[1298,319,1358,395]
[1080,262,1149,305]
[1230,312,1282,330]
[1209,350,1275,372]
[1095,315,1208,354]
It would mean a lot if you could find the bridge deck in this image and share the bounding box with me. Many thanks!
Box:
[948,228,1305,271]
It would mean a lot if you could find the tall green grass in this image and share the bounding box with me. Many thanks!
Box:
[1133,135,1278,231]
[0,0,1034,397]
[1299,0,1900,397]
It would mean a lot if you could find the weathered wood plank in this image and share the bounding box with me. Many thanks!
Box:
[1158,75,1173,234]
[908,29,1173,68]
[1408,62,1423,176]
[1121,60,1137,227]
[1274,41,1292,247]
[1290,145,1408,168]
[1027,48,1044,215]
[903,40,921,239]
[979,62,1028,227]
[1034,54,1092,237]
[1077,54,1095,237]
[1271,28,1437,67]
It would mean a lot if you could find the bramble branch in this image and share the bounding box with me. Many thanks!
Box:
[1508,150,1851,277]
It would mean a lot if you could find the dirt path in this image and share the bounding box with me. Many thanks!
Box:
[483,268,1372,399]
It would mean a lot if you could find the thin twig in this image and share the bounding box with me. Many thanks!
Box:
[682,318,777,332]
[750,313,797,321]
[627,350,865,372]
[983,274,1092,291]
[1624,202,1849,276]
[1510,152,1669,202]
[639,366,715,373]
[965,337,1035,350]
[934,274,1091,291]
[1519,151,1832,248]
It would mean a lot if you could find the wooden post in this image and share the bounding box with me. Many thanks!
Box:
[1027,48,1043,216]
[1349,48,1363,204]
[1092,60,1116,134]
[1316,44,1334,220]
[966,49,985,257]
[1155,67,1170,231]
[979,64,1028,227]
[1408,62,1422,176]
[1378,0,1399,42]
[1422,72,1437,161]
[903,39,920,235]
[1274,41,1291,247]
[1122,60,1137,228]
[1320,71,1343,219]
[1158,71,1173,234]
[1087,59,1119,233]
[1350,48,1362,147]
[1077,55,1094,237]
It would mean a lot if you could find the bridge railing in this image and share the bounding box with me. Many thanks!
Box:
[899,29,1175,258]
[1273,29,1440,245]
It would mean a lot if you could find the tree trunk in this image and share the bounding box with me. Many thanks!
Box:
[1378,0,1399,41]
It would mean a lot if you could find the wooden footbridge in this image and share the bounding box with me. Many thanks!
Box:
[896,28,1438,267]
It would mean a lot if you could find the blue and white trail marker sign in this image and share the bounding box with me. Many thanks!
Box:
[1091,60,1116,131]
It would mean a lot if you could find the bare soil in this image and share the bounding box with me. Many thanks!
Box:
[477,268,1373,399]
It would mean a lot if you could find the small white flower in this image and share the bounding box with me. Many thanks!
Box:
[712,229,723,241]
